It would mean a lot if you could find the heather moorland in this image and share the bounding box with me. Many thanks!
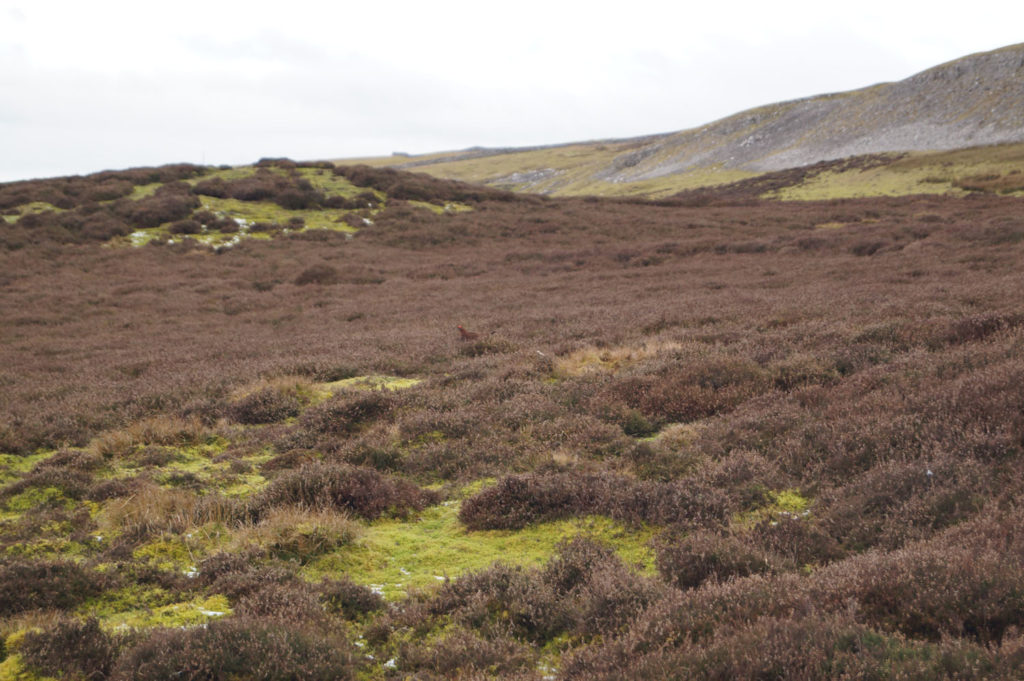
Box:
[1,158,1024,679]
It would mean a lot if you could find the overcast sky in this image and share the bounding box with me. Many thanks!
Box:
[2,0,1022,182]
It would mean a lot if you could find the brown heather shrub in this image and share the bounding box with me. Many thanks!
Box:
[566,511,1024,677]
[259,448,318,473]
[431,562,568,642]
[430,537,659,643]
[228,378,312,424]
[566,553,664,637]
[613,357,771,423]
[168,218,202,234]
[20,616,123,681]
[941,312,1024,345]
[397,628,535,677]
[318,575,384,619]
[230,506,360,562]
[121,182,199,228]
[98,482,240,537]
[695,448,788,510]
[294,264,340,286]
[110,617,355,681]
[812,541,1024,644]
[333,164,517,203]
[91,415,209,459]
[564,612,1006,681]
[0,466,94,502]
[750,516,845,567]
[252,462,439,520]
[0,560,108,616]
[195,169,326,209]
[459,472,728,530]
[193,176,229,198]
[655,530,774,589]
[296,390,396,437]
[235,581,326,624]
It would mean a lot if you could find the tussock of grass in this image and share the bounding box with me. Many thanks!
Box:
[554,340,683,378]
[228,506,360,562]
[90,416,210,460]
[98,482,237,538]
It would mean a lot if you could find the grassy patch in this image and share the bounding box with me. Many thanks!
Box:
[0,452,52,487]
[554,341,683,378]
[406,200,473,214]
[303,500,657,599]
[317,375,422,394]
[197,196,358,235]
[294,167,379,201]
[127,183,163,200]
[227,507,360,563]
[733,488,812,528]
[1,202,63,224]
[113,167,371,248]
[770,144,1024,200]
[353,146,757,197]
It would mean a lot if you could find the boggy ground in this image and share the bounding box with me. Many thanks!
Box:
[1,164,1024,679]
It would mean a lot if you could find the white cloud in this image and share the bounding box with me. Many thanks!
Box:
[2,0,1023,180]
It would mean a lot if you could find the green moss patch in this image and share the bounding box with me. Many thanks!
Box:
[733,488,812,527]
[97,593,232,630]
[1,201,63,224]
[0,452,52,487]
[303,501,656,599]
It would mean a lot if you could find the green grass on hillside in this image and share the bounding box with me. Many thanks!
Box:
[349,142,1024,201]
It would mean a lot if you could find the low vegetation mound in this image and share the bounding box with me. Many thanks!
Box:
[459,472,727,530]
[252,462,440,520]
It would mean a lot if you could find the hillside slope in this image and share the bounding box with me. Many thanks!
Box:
[356,43,1024,197]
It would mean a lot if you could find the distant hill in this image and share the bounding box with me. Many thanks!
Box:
[351,43,1024,198]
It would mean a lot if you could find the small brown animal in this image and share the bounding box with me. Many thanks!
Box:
[457,325,479,341]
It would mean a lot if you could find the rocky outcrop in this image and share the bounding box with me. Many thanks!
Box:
[603,43,1024,181]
